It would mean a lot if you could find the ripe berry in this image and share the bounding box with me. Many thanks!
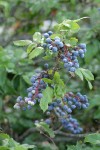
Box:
[44,33,49,38]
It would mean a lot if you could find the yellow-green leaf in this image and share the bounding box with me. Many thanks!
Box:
[29,47,44,59]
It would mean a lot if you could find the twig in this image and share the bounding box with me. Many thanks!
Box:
[40,130,58,150]
[18,127,90,141]
[19,128,37,141]
[54,130,89,138]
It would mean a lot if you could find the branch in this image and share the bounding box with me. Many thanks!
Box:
[54,130,89,139]
[18,127,90,141]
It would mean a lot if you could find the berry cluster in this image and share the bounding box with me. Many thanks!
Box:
[14,30,89,134]
[61,43,87,72]
[63,92,89,110]
[14,73,47,110]
[60,116,83,134]
[43,31,64,52]
[42,31,87,72]
[44,92,89,133]
[46,92,89,115]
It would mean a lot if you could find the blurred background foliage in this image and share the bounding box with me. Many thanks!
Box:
[0,0,100,149]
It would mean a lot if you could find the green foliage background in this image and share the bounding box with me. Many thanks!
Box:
[0,0,100,149]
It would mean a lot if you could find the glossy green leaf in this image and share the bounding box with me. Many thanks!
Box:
[67,142,83,150]
[75,68,83,80]
[27,43,37,54]
[36,122,55,138]
[0,133,10,140]
[85,133,100,145]
[80,68,94,81]
[50,34,61,39]
[53,72,66,97]
[40,87,53,112]
[70,37,78,46]
[13,40,32,46]
[42,78,52,84]
[29,47,44,59]
[33,32,42,43]
[21,144,35,149]
[87,81,93,90]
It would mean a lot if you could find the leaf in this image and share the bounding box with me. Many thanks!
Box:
[87,81,93,90]
[70,37,78,46]
[40,87,53,112]
[22,75,31,85]
[80,68,94,81]
[53,72,66,97]
[42,78,52,84]
[74,17,90,22]
[43,50,53,60]
[50,34,61,39]
[84,133,100,145]
[67,142,83,150]
[27,43,37,54]
[53,72,60,83]
[36,122,55,138]
[75,68,83,80]
[33,32,42,43]
[65,37,78,47]
[29,47,44,59]
[13,40,32,46]
[21,144,35,149]
[0,133,10,140]
[62,20,80,32]
[70,21,80,32]
[14,145,27,150]
[75,68,94,89]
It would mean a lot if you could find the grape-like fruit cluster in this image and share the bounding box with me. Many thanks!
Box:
[60,116,83,134]
[44,92,89,133]
[43,31,64,52]
[42,31,87,72]
[61,43,86,72]
[14,30,89,134]
[63,92,89,109]
[14,73,47,110]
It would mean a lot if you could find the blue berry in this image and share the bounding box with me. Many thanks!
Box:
[38,93,43,98]
[63,58,68,63]
[16,96,22,102]
[28,92,33,98]
[43,43,47,49]
[30,77,35,83]
[54,39,60,45]
[45,119,51,124]
[69,67,76,72]
[79,49,84,54]
[54,37,60,40]
[58,42,64,48]
[52,47,58,52]
[46,38,52,43]
[78,43,86,49]
[44,63,49,69]
[48,31,53,35]
[44,33,49,38]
